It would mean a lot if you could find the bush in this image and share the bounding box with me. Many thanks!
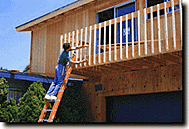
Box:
[16,81,46,122]
[54,85,87,123]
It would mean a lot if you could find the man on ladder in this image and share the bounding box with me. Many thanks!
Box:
[45,43,84,101]
[38,42,87,123]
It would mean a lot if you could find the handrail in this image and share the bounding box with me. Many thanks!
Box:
[61,0,182,69]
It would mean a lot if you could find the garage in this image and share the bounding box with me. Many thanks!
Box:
[106,91,183,123]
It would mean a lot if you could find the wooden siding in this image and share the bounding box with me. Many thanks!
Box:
[82,62,182,122]
[34,0,140,75]
[31,27,46,73]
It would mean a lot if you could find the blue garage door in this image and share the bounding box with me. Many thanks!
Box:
[106,91,183,123]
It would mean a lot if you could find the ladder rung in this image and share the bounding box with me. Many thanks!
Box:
[59,90,64,92]
[42,119,53,122]
[44,109,53,112]
[55,100,60,102]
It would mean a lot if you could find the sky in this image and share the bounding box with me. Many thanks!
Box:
[0,0,77,72]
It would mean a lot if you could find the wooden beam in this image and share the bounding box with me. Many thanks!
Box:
[160,53,182,64]
[108,63,131,72]
[146,56,167,66]
[72,68,101,77]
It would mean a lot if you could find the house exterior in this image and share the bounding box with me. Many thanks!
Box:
[16,0,183,122]
[0,70,84,103]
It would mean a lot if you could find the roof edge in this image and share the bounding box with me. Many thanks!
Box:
[16,0,94,32]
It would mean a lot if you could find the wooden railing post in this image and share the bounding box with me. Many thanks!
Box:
[151,6,154,54]
[109,20,111,61]
[99,23,101,63]
[138,11,140,56]
[104,21,106,63]
[179,0,182,48]
[164,2,169,51]
[120,16,123,60]
[171,0,176,50]
[126,14,128,59]
[131,12,134,57]
[89,25,92,65]
[114,18,117,61]
[94,24,97,65]
[157,4,161,53]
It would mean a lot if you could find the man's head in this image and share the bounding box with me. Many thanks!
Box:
[63,43,72,52]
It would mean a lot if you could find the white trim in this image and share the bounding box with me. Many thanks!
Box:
[120,16,123,60]
[114,18,117,61]
[171,0,176,49]
[94,24,96,64]
[104,21,106,63]
[89,26,92,65]
[144,8,147,55]
[151,6,154,54]
[109,20,111,61]
[126,14,128,59]
[138,11,140,56]
[99,23,101,63]
[132,12,134,57]
[164,2,169,51]
[157,4,161,53]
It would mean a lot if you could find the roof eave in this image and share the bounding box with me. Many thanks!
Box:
[16,0,94,32]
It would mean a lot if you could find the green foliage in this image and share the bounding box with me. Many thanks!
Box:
[0,77,9,105]
[54,85,87,123]
[0,77,18,122]
[16,81,46,122]
[23,64,30,73]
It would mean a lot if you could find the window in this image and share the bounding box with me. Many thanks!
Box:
[146,0,181,19]
[96,0,136,53]
[7,88,24,103]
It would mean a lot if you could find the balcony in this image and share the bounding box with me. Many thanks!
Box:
[62,0,182,77]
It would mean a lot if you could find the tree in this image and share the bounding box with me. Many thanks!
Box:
[17,81,46,122]
[23,64,30,73]
[54,85,87,123]
[0,77,18,122]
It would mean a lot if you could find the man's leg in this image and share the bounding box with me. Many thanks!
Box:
[46,65,58,96]
[50,65,66,96]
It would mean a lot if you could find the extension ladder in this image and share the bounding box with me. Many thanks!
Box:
[38,65,72,123]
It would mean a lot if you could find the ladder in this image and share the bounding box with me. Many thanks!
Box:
[38,65,72,123]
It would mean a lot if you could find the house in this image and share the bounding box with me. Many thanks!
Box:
[0,70,84,103]
[16,0,183,122]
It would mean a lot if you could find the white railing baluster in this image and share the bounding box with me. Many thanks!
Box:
[179,0,182,48]
[171,0,176,49]
[132,13,134,57]
[99,23,101,63]
[164,2,169,51]
[84,27,87,66]
[72,31,75,57]
[104,21,106,63]
[114,18,117,61]
[157,4,161,53]
[144,8,147,55]
[89,26,92,65]
[60,35,63,54]
[64,33,67,43]
[68,32,71,57]
[109,20,111,61]
[80,29,83,66]
[126,14,128,59]
[120,16,123,60]
[94,24,96,65]
[76,30,79,68]
[138,11,140,56]
[151,6,154,54]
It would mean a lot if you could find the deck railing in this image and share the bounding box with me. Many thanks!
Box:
[62,0,182,69]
